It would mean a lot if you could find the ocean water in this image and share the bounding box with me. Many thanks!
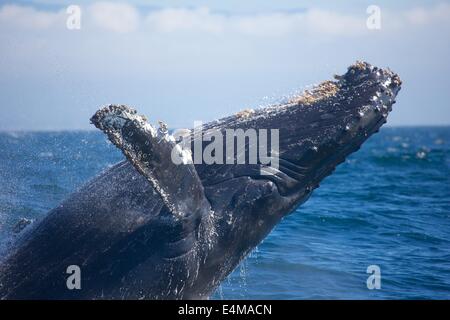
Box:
[0,127,449,299]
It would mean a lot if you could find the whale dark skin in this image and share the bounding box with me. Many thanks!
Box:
[0,62,401,299]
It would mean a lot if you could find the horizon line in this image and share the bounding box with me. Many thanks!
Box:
[1,124,450,134]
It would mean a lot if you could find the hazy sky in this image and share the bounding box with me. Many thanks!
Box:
[1,0,450,130]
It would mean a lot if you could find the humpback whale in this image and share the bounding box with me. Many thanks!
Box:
[0,61,401,299]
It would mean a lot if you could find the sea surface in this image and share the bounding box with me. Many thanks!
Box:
[0,127,449,299]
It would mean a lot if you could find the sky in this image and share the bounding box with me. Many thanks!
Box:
[0,0,450,130]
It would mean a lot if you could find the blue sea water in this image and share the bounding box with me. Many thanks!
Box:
[0,127,449,299]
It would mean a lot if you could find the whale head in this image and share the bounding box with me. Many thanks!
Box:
[190,61,401,295]
[197,61,401,214]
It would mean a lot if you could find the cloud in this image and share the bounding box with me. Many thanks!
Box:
[88,2,140,33]
[1,2,449,36]
[0,4,64,29]
[231,12,302,36]
[304,9,366,36]
[143,7,366,37]
[145,7,225,34]
[0,2,141,34]
[405,2,450,25]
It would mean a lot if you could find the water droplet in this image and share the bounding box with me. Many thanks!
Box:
[416,151,426,159]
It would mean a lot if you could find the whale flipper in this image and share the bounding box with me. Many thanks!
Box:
[91,105,211,220]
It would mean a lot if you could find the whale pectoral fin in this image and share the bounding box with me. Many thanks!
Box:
[91,105,211,220]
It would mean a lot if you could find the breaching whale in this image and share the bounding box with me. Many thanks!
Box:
[0,61,401,299]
